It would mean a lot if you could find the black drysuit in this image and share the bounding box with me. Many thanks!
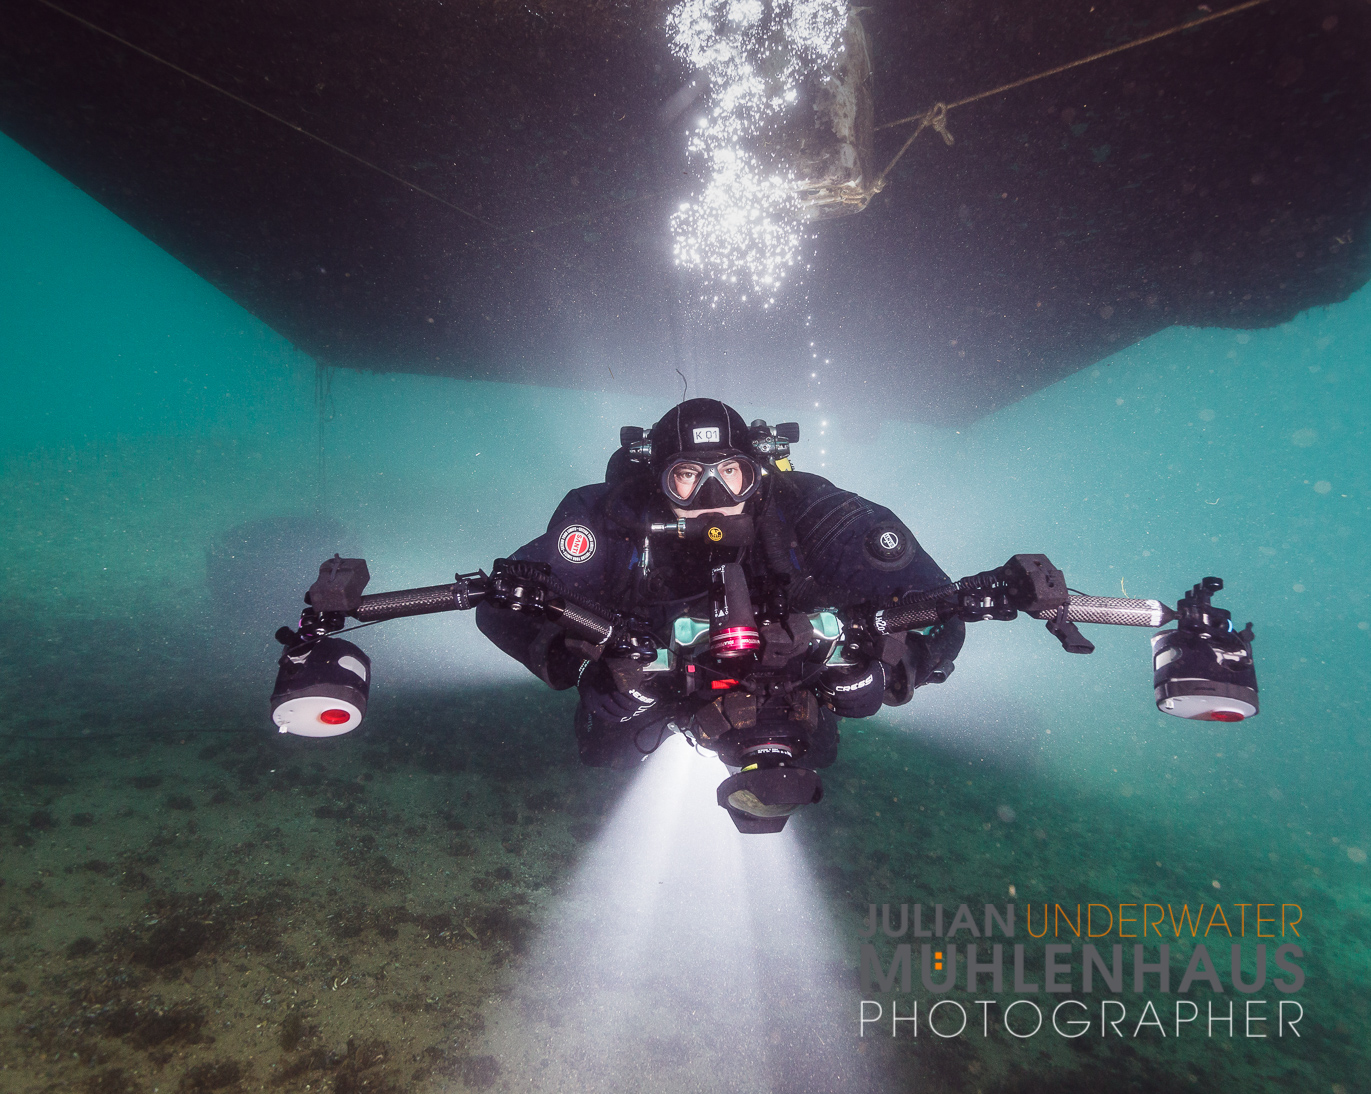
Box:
[475,467,964,766]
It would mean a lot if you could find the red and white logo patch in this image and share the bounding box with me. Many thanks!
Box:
[558,525,596,564]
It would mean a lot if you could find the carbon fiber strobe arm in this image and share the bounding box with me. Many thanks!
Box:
[352,579,482,622]
[542,600,616,645]
[872,554,1179,638]
[871,603,942,633]
[348,568,624,649]
[873,593,1176,635]
[1031,596,1175,628]
[306,555,632,638]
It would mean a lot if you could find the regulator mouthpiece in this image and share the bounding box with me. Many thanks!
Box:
[1152,577,1258,722]
[270,636,371,737]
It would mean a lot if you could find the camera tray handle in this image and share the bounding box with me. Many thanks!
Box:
[1000,555,1096,653]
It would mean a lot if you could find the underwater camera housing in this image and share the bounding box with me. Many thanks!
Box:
[716,741,824,835]
[1152,578,1258,722]
[704,686,828,833]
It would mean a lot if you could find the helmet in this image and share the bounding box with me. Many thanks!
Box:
[649,399,761,510]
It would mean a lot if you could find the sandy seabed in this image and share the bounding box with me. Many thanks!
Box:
[1,684,1365,1094]
[0,685,617,1094]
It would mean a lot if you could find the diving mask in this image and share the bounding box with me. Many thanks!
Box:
[660,454,761,509]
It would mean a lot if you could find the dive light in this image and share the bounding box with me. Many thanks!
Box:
[709,561,761,658]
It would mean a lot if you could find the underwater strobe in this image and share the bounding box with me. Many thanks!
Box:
[1152,578,1258,722]
[271,556,375,737]
[270,636,372,737]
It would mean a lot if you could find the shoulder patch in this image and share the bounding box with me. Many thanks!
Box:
[864,521,915,571]
[558,525,596,564]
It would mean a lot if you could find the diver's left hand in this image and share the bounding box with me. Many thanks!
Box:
[819,659,888,718]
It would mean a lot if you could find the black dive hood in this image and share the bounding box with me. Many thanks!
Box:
[647,398,751,471]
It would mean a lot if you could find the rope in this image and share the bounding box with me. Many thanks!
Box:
[521,191,658,236]
[34,0,672,247]
[35,0,1273,235]
[314,361,334,516]
[32,0,523,241]
[869,0,1272,194]
[869,101,953,197]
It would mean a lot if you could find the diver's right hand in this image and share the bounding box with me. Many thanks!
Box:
[908,617,965,687]
[577,658,660,723]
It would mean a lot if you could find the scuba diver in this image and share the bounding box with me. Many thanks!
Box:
[271,399,1257,831]
[473,397,966,773]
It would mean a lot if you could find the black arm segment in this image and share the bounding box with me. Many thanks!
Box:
[872,603,944,633]
[347,569,617,646]
[550,601,616,645]
[352,583,466,623]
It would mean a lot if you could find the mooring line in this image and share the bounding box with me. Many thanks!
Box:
[33,0,1275,237]
[34,0,515,236]
[871,0,1273,192]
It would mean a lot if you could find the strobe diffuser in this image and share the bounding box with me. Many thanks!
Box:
[270,636,371,737]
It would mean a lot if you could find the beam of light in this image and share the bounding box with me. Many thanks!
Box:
[465,734,883,1092]
[666,0,849,303]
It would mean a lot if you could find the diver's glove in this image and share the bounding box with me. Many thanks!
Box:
[577,658,660,724]
[881,617,966,706]
[909,617,965,687]
[819,659,889,719]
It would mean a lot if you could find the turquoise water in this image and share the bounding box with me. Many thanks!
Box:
[1,130,1368,1092]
